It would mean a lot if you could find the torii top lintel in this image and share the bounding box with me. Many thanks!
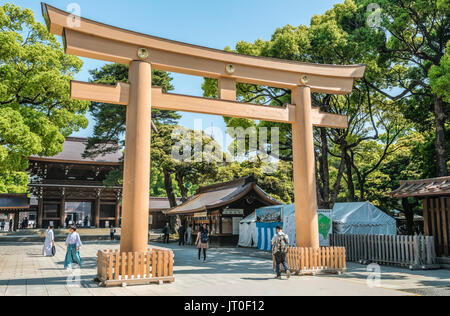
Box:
[42,3,365,95]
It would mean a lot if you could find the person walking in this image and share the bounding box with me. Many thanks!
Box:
[196,224,209,262]
[23,217,29,229]
[43,225,55,257]
[0,221,5,232]
[9,219,13,232]
[178,224,185,246]
[110,226,116,241]
[271,225,291,279]
[162,222,170,244]
[64,226,82,269]
[186,224,193,245]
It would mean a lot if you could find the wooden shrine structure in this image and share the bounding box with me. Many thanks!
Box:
[27,137,177,230]
[28,137,123,229]
[42,3,365,285]
[165,177,282,245]
[0,194,30,231]
[390,177,450,257]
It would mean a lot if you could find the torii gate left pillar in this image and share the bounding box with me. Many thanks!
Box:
[120,61,152,253]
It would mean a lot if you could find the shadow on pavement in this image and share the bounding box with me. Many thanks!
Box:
[0,274,96,288]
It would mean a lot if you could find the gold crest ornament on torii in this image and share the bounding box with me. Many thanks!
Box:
[42,3,365,253]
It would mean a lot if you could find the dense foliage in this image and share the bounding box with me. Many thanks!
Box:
[0,4,89,193]
[2,2,447,236]
[201,0,448,232]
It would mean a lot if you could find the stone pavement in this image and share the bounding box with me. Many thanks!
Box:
[0,241,445,296]
[328,261,450,296]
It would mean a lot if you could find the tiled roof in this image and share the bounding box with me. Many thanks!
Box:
[164,177,281,215]
[29,137,123,164]
[388,177,450,198]
[0,194,30,210]
[149,197,181,211]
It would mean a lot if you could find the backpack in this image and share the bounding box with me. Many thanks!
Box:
[200,230,208,243]
[275,232,289,253]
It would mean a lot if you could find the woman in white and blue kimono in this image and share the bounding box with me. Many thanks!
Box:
[43,225,54,257]
[64,226,82,269]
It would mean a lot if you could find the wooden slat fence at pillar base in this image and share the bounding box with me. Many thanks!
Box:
[275,247,347,276]
[96,249,175,287]
[330,234,440,270]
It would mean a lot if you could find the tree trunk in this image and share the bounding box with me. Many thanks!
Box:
[163,168,177,208]
[402,198,415,235]
[316,158,324,208]
[344,152,355,201]
[175,171,189,202]
[434,96,448,176]
[330,156,345,206]
[163,168,178,233]
[318,127,330,208]
[358,175,366,202]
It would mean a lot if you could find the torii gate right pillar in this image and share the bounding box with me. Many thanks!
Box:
[292,85,320,248]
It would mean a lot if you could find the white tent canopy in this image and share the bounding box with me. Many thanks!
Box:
[332,202,397,235]
[238,212,258,248]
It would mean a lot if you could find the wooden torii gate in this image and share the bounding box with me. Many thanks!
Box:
[43,4,365,254]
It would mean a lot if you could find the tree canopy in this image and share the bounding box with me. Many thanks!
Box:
[201,0,448,231]
[87,1,448,231]
[0,3,89,193]
[4,1,446,236]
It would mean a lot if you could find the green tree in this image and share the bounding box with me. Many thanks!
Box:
[153,125,225,205]
[375,132,428,233]
[102,122,225,207]
[356,0,449,176]
[0,3,89,193]
[85,63,183,202]
[84,63,179,158]
[86,63,228,205]
[203,0,408,209]
[429,41,450,103]
[215,160,294,204]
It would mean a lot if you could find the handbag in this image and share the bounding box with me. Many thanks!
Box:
[51,245,56,256]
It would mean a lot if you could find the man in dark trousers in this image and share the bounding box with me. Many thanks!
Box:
[271,225,291,280]
[162,222,170,243]
[178,224,185,246]
[23,217,29,229]
[110,226,116,241]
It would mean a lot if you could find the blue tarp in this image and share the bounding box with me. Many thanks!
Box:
[283,204,295,217]
[256,222,282,251]
[255,205,293,251]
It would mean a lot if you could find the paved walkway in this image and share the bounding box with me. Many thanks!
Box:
[0,241,445,296]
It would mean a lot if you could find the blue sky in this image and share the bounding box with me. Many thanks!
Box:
[6,0,341,137]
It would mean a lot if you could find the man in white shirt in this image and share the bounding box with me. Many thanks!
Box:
[43,225,55,257]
